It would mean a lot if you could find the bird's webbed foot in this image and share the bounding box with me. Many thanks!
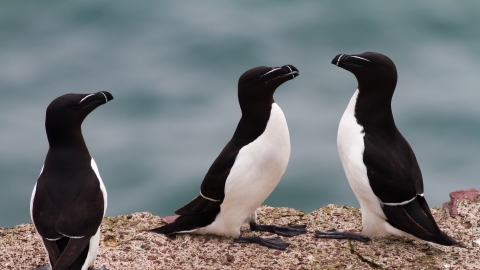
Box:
[234,236,290,250]
[315,228,370,242]
[249,222,307,237]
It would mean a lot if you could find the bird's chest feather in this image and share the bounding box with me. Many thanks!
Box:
[225,103,290,194]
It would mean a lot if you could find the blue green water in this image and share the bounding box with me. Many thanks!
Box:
[1,1,480,228]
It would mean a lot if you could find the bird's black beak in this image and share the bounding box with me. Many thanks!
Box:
[262,64,299,84]
[280,64,299,79]
[79,91,114,109]
[332,54,348,65]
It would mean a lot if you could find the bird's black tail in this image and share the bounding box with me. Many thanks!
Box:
[382,196,464,247]
[149,217,197,234]
[149,207,221,235]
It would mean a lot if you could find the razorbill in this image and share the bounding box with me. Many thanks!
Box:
[315,52,463,247]
[31,91,113,270]
[150,65,305,250]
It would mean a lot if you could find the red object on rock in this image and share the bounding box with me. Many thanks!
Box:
[161,215,180,223]
[442,188,479,217]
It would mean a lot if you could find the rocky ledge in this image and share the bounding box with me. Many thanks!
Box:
[1,189,479,270]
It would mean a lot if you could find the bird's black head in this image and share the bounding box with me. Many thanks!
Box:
[45,91,113,146]
[332,52,397,94]
[237,65,298,111]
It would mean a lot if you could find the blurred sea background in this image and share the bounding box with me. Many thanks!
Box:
[1,1,480,228]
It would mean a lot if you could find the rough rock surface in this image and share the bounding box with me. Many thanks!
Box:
[2,198,479,269]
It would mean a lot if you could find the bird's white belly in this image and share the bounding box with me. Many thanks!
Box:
[338,90,404,237]
[198,103,291,237]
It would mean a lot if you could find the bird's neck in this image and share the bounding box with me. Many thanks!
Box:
[355,88,397,135]
[234,102,272,142]
[46,125,89,152]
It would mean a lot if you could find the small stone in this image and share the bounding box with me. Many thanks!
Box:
[126,215,133,219]
[462,222,472,229]
[274,251,281,256]
[226,254,234,262]
[147,255,156,260]
[103,235,119,247]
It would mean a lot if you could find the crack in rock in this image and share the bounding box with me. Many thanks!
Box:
[349,241,384,269]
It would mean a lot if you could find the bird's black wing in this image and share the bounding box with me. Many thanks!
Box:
[363,132,463,247]
[382,196,463,247]
[175,112,269,216]
[41,238,61,265]
[33,166,104,239]
[175,140,242,215]
[153,141,240,233]
[50,237,91,270]
[363,131,423,204]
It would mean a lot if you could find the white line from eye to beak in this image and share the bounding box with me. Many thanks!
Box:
[260,67,282,78]
[350,56,372,62]
[78,94,94,104]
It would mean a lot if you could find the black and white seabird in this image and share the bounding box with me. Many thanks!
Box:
[150,65,305,250]
[31,92,114,270]
[315,52,463,247]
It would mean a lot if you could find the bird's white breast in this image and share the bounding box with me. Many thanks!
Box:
[198,103,291,237]
[91,158,108,215]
